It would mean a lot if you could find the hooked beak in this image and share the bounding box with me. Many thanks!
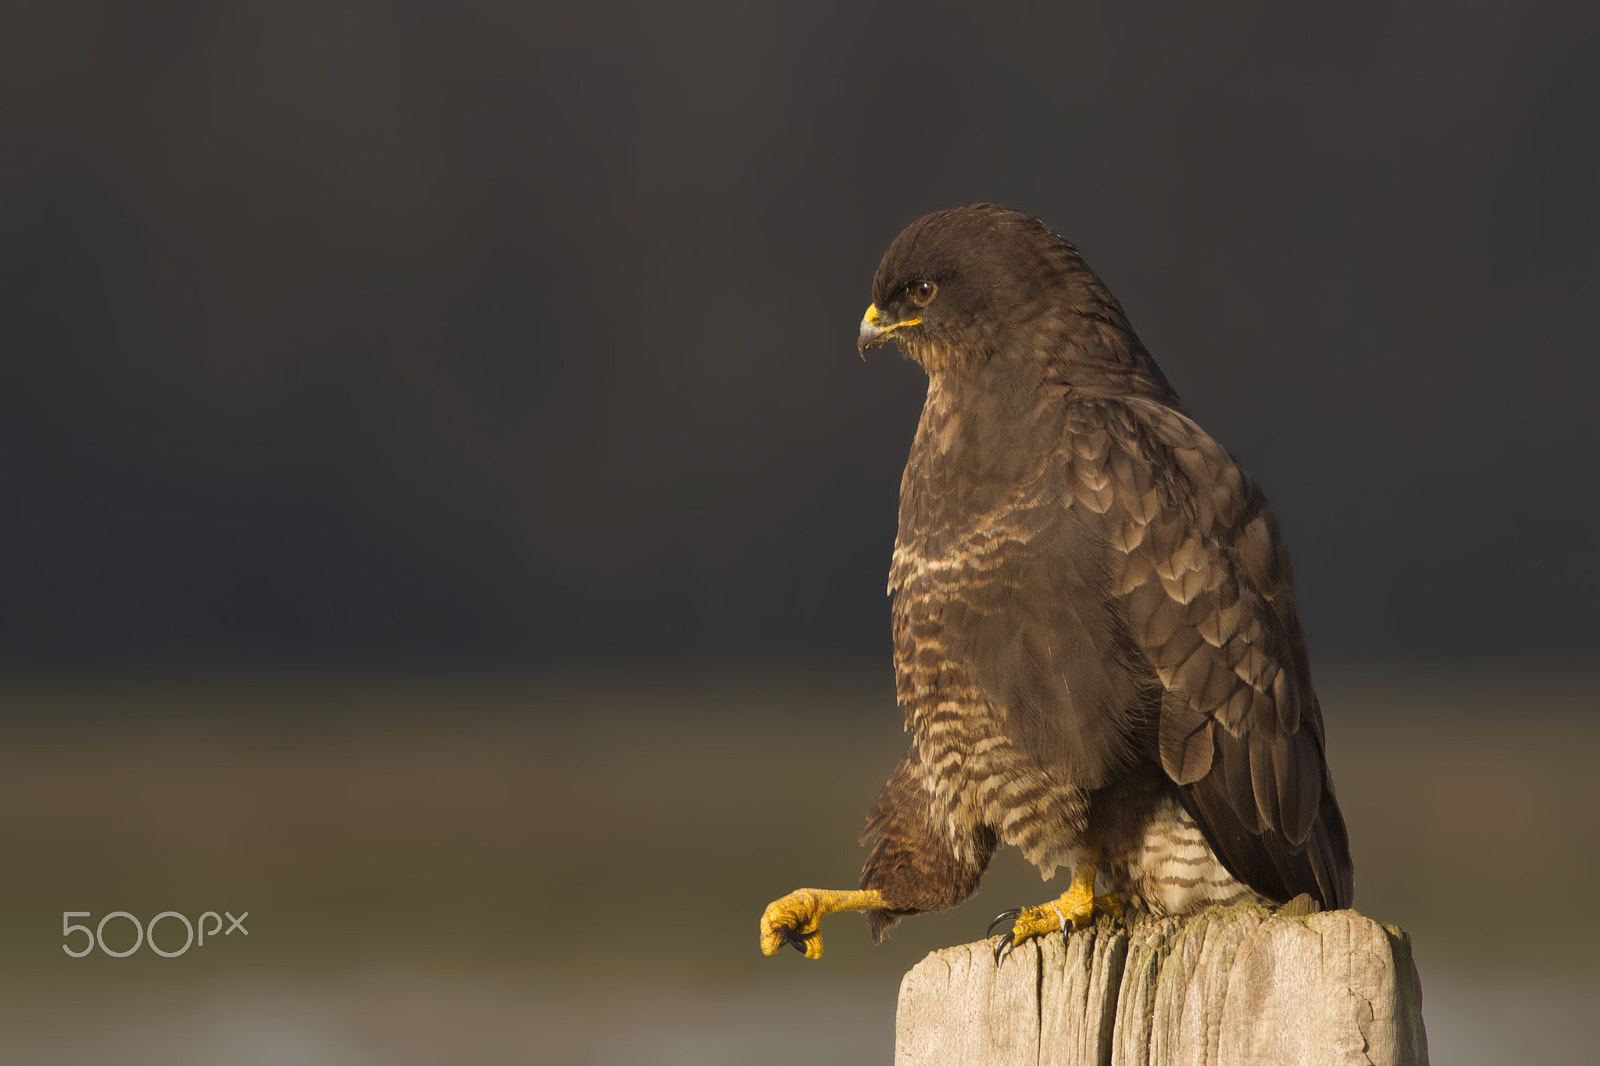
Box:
[857,303,920,358]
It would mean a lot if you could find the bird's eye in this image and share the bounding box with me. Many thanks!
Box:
[909,280,937,306]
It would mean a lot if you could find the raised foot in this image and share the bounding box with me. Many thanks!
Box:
[759,887,885,960]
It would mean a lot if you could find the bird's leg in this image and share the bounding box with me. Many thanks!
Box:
[990,849,1123,953]
[759,888,887,959]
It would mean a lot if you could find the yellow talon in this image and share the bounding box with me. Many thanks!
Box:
[1095,892,1125,922]
[1006,850,1122,946]
[759,887,886,959]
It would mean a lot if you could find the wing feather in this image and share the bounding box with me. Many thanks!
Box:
[1096,396,1352,908]
[906,389,1353,909]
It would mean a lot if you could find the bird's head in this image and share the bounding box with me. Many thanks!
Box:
[857,203,1146,383]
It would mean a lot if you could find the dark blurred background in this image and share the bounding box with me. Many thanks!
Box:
[1,2,1597,1063]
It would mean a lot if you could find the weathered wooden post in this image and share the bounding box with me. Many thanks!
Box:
[895,905,1428,1066]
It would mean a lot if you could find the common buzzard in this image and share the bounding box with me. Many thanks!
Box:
[760,205,1353,958]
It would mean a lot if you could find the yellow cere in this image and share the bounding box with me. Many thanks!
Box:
[863,304,922,334]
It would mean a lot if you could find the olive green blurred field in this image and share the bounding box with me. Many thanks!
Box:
[0,665,1596,1062]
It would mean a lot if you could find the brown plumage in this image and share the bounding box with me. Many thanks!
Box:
[853,204,1353,942]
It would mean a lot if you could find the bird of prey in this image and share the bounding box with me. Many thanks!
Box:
[760,204,1353,959]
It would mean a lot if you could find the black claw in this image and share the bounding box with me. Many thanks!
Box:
[780,927,810,954]
[986,909,1021,938]
[988,908,1024,965]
